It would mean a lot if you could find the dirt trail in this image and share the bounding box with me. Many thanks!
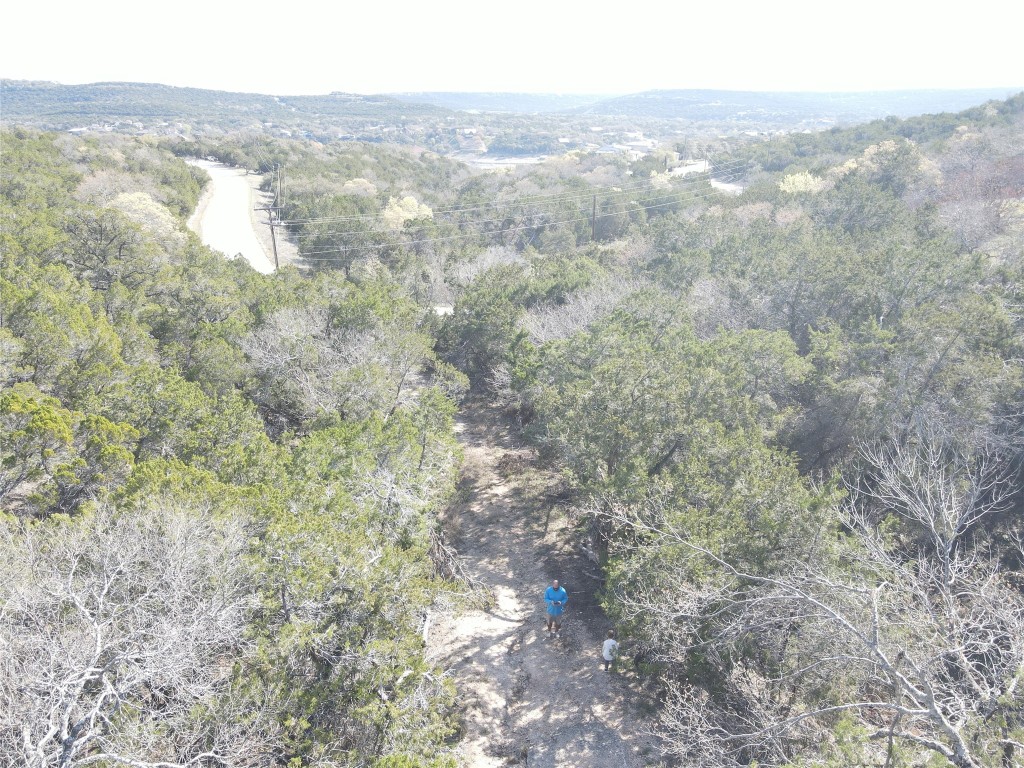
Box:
[429,401,664,768]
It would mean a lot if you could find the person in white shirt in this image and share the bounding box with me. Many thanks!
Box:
[602,629,619,671]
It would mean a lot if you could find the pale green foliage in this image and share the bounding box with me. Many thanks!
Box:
[1,129,463,766]
[342,177,378,196]
[4,96,1022,767]
[382,195,433,229]
[109,190,188,251]
[779,171,827,194]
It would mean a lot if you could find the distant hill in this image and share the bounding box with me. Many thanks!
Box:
[571,88,1024,123]
[6,80,1021,147]
[0,80,449,129]
[387,92,612,113]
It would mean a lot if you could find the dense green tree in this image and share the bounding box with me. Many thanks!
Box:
[3,97,1022,767]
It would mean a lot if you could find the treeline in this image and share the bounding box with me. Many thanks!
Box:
[3,89,1023,768]
[163,134,718,312]
[435,99,1024,766]
[0,80,447,134]
[732,91,1024,173]
[1,128,467,767]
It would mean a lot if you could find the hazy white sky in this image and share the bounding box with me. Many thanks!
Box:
[3,0,1022,95]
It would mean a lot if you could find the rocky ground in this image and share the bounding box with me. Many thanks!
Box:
[429,399,666,767]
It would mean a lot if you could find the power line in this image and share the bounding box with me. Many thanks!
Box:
[249,137,272,169]
[282,177,660,226]
[294,168,747,260]
[281,158,740,227]
[292,164,744,237]
[293,165,746,253]
[288,160,746,241]
[294,165,747,258]
[287,160,740,227]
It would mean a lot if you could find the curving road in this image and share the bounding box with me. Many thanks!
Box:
[186,159,276,274]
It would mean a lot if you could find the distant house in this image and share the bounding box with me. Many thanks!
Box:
[671,160,709,177]
[595,144,644,160]
[624,139,657,151]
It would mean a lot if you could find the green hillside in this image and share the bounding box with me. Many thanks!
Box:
[2,89,1023,767]
[574,86,1024,121]
[1,80,449,129]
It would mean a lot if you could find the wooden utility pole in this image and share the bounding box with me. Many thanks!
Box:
[268,216,279,271]
[256,206,281,270]
[591,194,597,241]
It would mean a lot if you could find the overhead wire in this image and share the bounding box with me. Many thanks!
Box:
[280,159,745,227]
[291,162,746,238]
[294,184,742,256]
[289,160,748,242]
[250,137,272,170]
[295,166,747,258]
[282,176,657,226]
[293,165,748,260]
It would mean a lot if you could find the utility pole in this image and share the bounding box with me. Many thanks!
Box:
[591,195,597,241]
[256,205,281,270]
[268,216,279,271]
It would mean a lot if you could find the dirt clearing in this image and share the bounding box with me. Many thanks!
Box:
[429,400,665,767]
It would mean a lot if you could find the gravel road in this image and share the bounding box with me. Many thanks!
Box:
[186,159,277,274]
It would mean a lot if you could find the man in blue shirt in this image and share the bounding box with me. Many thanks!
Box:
[544,579,568,636]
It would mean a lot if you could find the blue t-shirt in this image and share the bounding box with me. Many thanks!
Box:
[545,585,568,616]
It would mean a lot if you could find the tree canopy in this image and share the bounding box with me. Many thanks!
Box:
[2,90,1023,767]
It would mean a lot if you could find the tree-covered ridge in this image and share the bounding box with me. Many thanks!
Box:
[7,79,1018,139]
[1,80,447,126]
[2,88,1023,767]
[571,87,1023,122]
[730,91,1024,173]
[160,132,721,308]
[1,128,466,767]
[431,96,1024,766]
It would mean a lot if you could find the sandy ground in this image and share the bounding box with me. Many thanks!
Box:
[186,160,299,272]
[709,179,744,195]
[430,400,665,768]
[669,161,709,176]
[671,161,744,194]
